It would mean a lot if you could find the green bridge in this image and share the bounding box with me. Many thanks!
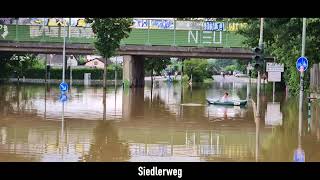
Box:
[0,21,246,47]
[0,20,254,88]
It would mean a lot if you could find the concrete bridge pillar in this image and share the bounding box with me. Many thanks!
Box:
[122,88,145,120]
[123,55,145,88]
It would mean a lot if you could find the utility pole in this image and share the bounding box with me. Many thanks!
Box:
[62,20,66,83]
[257,18,264,117]
[299,18,307,137]
[115,57,117,89]
[68,18,72,89]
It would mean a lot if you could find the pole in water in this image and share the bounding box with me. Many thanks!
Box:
[273,82,275,103]
[62,22,66,83]
[299,18,307,131]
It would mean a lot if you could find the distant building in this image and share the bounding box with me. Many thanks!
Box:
[38,54,78,67]
[84,58,112,69]
[86,55,123,65]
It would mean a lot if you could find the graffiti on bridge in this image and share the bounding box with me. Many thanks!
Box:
[30,26,94,39]
[0,25,8,39]
[0,18,90,27]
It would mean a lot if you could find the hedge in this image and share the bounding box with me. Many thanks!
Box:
[22,67,123,80]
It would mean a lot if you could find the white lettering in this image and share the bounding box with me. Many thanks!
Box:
[137,166,182,178]
[138,167,144,176]
[188,30,198,44]
[178,169,182,178]
[164,169,172,176]
[173,169,177,176]
[145,169,150,176]
[203,31,212,44]
[213,31,222,44]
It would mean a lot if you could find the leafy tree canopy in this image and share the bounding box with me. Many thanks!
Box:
[86,18,133,58]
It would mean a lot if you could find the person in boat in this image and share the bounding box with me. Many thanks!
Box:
[221,92,229,102]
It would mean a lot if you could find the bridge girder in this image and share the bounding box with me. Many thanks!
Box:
[0,42,274,61]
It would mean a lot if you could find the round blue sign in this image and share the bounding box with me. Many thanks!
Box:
[294,148,305,162]
[60,94,68,102]
[296,57,308,72]
[59,82,68,92]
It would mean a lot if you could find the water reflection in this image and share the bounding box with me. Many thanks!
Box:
[0,82,319,161]
[83,121,130,162]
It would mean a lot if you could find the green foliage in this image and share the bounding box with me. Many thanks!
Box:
[22,66,122,80]
[0,54,44,78]
[235,18,320,95]
[75,55,86,65]
[203,78,214,84]
[206,61,220,75]
[0,52,14,78]
[144,57,171,75]
[86,18,133,58]
[224,65,237,72]
[184,59,209,82]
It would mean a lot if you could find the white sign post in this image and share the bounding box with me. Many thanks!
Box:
[266,63,284,72]
[268,72,281,82]
[266,62,284,102]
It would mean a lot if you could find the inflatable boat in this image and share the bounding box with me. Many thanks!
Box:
[206,98,247,106]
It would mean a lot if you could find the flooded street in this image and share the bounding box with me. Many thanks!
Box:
[0,80,319,162]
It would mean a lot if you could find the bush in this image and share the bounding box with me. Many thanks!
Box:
[224,65,237,72]
[184,59,209,82]
[22,66,123,80]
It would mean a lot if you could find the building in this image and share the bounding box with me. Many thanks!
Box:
[84,58,112,69]
[38,54,78,67]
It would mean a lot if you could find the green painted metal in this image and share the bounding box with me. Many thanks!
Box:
[0,24,246,48]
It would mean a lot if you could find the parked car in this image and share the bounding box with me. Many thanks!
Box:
[233,71,241,76]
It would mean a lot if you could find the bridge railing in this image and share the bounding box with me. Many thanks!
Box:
[122,19,246,48]
[0,19,247,48]
[0,24,95,44]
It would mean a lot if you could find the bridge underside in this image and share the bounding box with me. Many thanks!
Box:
[0,42,274,88]
[0,42,273,60]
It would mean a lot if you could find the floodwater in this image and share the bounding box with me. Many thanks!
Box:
[0,79,319,162]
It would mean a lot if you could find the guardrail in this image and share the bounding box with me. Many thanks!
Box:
[0,20,247,48]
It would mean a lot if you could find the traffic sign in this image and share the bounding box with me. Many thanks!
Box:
[266,63,284,72]
[59,82,68,92]
[268,72,281,82]
[60,94,68,102]
[296,57,308,72]
[293,148,305,162]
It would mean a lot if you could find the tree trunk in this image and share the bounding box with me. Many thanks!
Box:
[151,68,153,89]
[103,58,107,89]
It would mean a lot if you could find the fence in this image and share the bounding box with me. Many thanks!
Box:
[310,63,320,93]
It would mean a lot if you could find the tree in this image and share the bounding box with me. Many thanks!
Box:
[184,59,209,82]
[86,18,133,88]
[0,53,42,80]
[235,18,320,95]
[144,57,171,86]
[0,52,14,79]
